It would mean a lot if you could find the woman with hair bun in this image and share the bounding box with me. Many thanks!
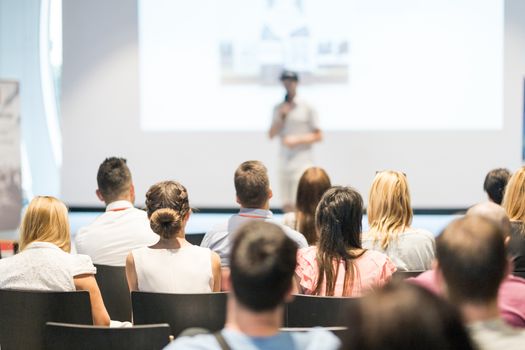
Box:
[125,181,221,292]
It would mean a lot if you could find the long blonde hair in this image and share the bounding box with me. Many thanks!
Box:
[502,166,525,222]
[367,171,412,249]
[19,196,71,252]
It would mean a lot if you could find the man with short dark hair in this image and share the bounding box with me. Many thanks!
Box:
[201,161,307,266]
[409,202,525,328]
[484,168,511,205]
[75,157,157,266]
[435,215,525,349]
[167,221,339,349]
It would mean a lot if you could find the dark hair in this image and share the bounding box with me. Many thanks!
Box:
[96,157,132,202]
[230,221,297,311]
[344,282,476,350]
[234,161,270,208]
[436,215,506,304]
[295,167,331,245]
[484,168,511,204]
[145,181,190,239]
[314,186,365,296]
[280,70,299,82]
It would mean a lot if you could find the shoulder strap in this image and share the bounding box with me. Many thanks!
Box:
[213,331,232,350]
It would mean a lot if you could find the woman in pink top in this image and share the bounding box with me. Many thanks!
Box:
[295,186,396,296]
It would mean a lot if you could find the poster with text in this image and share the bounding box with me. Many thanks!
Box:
[0,81,22,231]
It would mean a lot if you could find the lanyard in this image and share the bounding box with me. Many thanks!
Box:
[238,213,268,219]
[107,207,130,212]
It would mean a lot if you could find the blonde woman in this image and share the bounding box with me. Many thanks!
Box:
[362,171,435,271]
[501,166,525,275]
[0,196,110,325]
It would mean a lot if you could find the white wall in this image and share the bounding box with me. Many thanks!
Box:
[61,0,525,209]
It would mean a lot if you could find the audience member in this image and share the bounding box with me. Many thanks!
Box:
[410,201,525,328]
[484,168,511,205]
[362,170,435,271]
[167,221,340,350]
[434,215,525,349]
[75,157,157,266]
[201,160,307,266]
[0,196,110,325]
[502,166,525,275]
[344,282,476,350]
[126,181,221,293]
[295,186,396,296]
[283,167,331,245]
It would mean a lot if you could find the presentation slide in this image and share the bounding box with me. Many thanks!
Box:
[139,0,503,131]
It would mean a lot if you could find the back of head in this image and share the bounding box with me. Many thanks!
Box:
[230,221,297,312]
[502,166,525,221]
[145,181,190,239]
[345,282,476,350]
[280,70,299,82]
[367,170,412,249]
[295,167,331,245]
[316,186,363,251]
[234,161,270,208]
[484,168,511,205]
[19,196,71,252]
[466,201,510,237]
[315,186,363,295]
[96,157,132,203]
[436,215,506,304]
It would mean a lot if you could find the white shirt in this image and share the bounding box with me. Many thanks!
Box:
[75,200,159,266]
[0,241,96,291]
[361,228,435,271]
[201,208,308,266]
[469,318,525,350]
[272,97,320,170]
[132,245,213,293]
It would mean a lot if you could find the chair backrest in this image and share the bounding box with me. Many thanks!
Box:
[94,264,132,321]
[45,322,171,350]
[132,291,227,337]
[0,289,92,350]
[285,294,359,328]
[513,270,525,279]
[392,270,425,280]
[186,233,205,246]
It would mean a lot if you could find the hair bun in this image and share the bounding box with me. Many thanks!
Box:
[150,208,182,238]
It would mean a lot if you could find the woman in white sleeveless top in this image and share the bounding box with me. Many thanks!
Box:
[126,181,221,293]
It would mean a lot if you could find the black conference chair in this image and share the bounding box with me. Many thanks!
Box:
[513,270,525,279]
[285,294,359,328]
[186,233,206,246]
[45,322,171,350]
[132,291,227,337]
[0,289,92,350]
[94,264,132,321]
[392,270,425,280]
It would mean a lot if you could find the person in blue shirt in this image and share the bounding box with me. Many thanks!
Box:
[166,221,340,350]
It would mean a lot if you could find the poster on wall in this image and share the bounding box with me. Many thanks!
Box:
[0,80,22,231]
